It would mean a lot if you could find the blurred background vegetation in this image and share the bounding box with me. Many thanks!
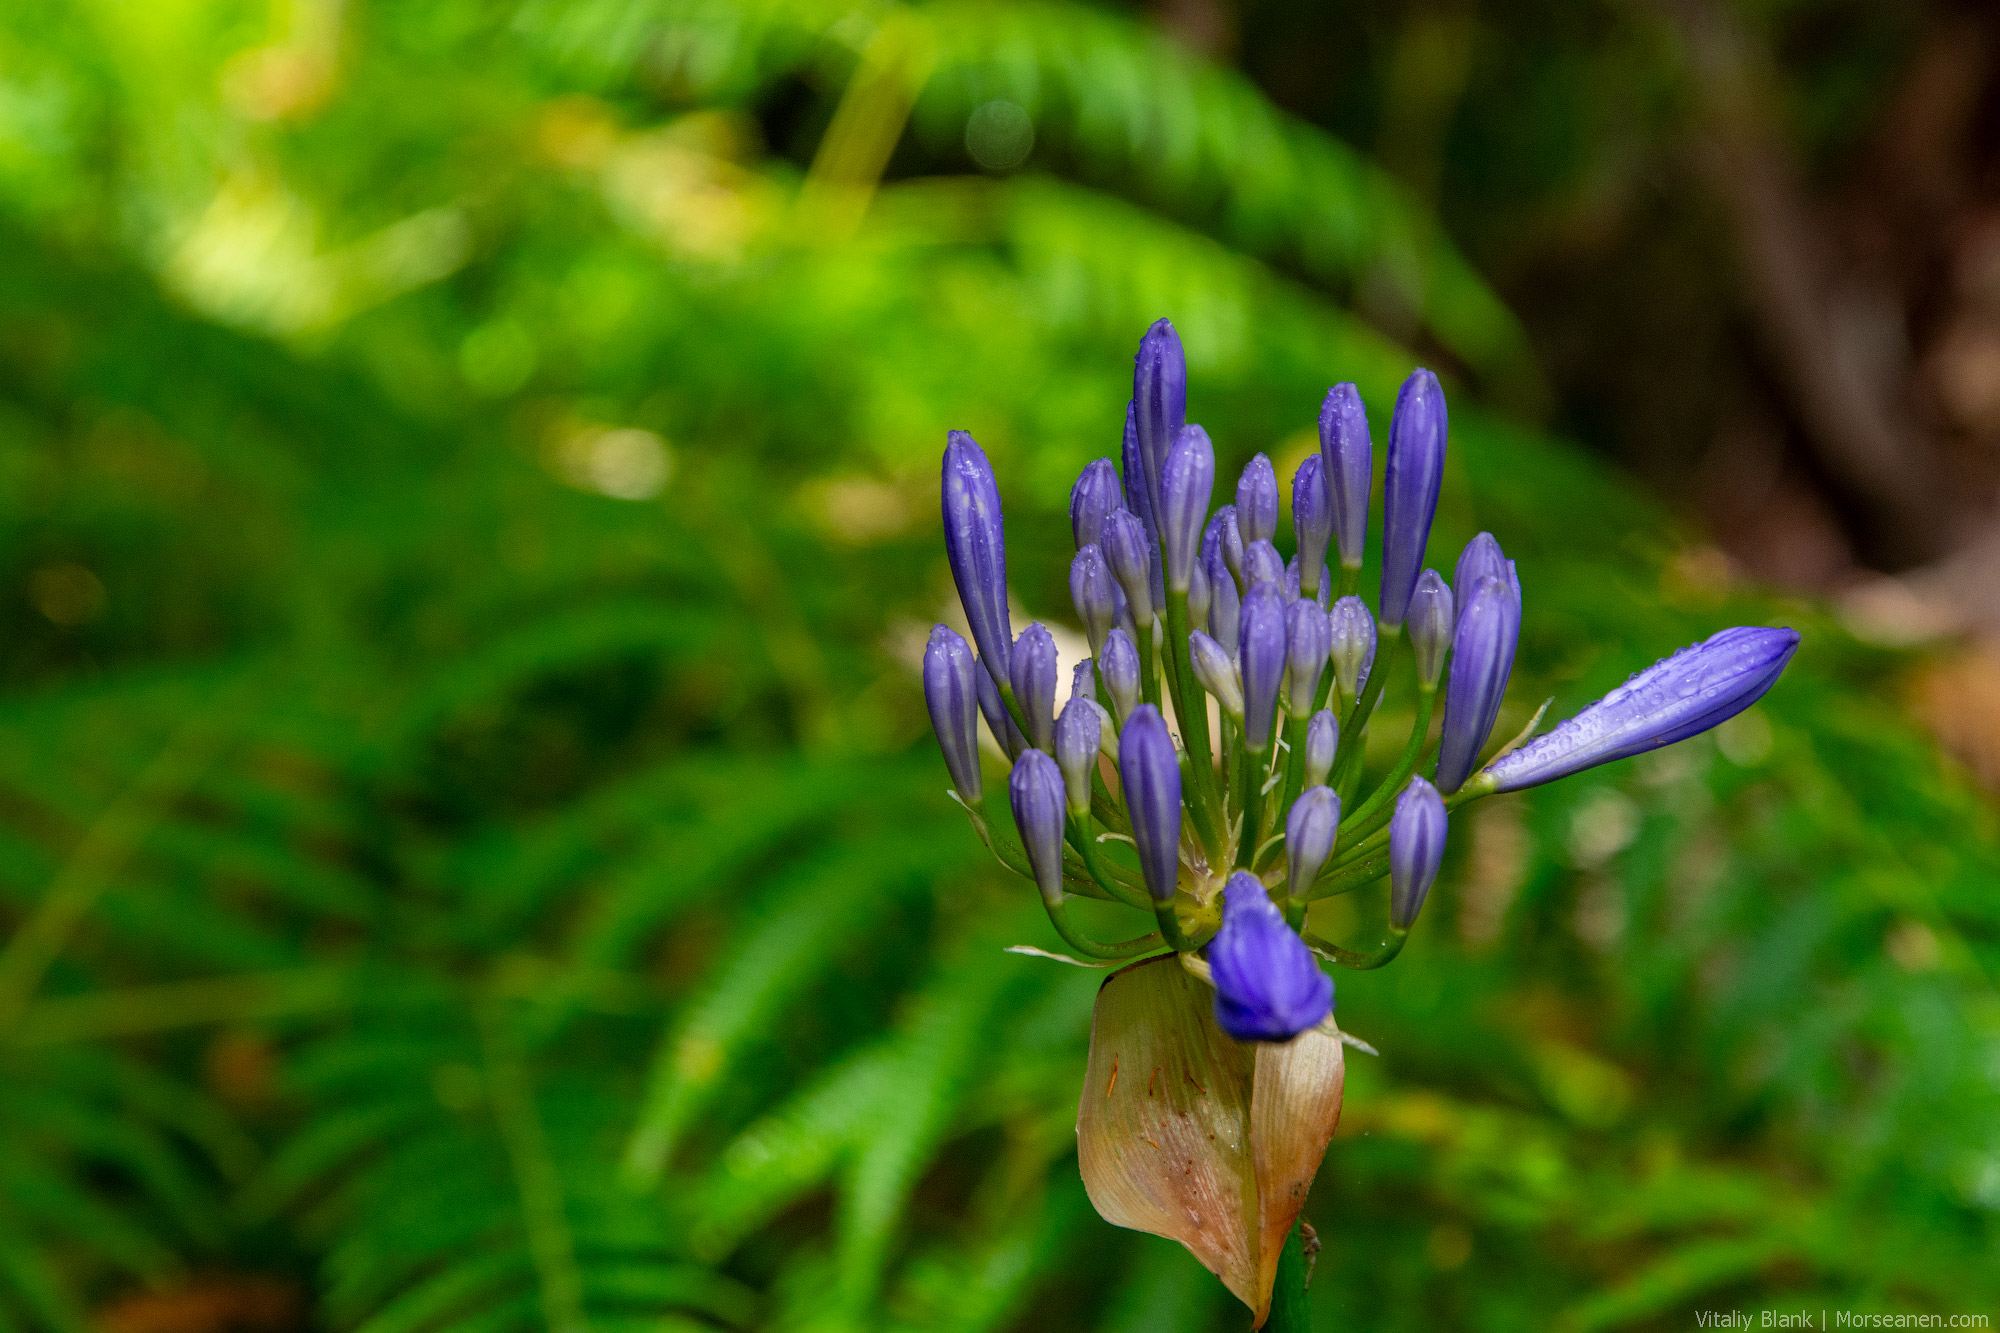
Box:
[2,1,1998,1330]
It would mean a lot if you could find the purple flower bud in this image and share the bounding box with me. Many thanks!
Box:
[1292,455,1333,599]
[1286,785,1340,898]
[1187,556,1212,632]
[976,658,1026,757]
[1008,749,1068,906]
[1133,320,1187,523]
[1483,626,1800,793]
[1070,458,1123,552]
[1070,545,1119,657]
[1389,776,1446,930]
[1054,695,1102,816]
[923,625,982,802]
[1238,582,1288,752]
[1118,704,1183,903]
[1207,506,1246,589]
[1206,550,1240,648]
[1209,871,1332,1042]
[1319,383,1372,572]
[941,430,1013,679]
[1010,623,1059,752]
[1188,630,1244,718]
[1435,575,1520,793]
[1100,627,1141,723]
[1378,370,1447,630]
[1102,508,1157,627]
[1120,402,1168,611]
[1159,425,1214,592]
[1243,539,1285,591]
[1452,531,1511,612]
[1071,657,1097,705]
[1328,595,1376,699]
[1235,453,1278,546]
[1284,556,1331,610]
[1304,709,1338,787]
[1408,569,1454,690]
[1283,598,1331,718]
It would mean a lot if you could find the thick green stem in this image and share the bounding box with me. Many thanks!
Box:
[1337,564,1360,600]
[1039,893,1162,959]
[1304,850,1389,902]
[1067,817,1153,911]
[1303,925,1407,970]
[1140,616,1162,708]
[1264,1220,1314,1332]
[1279,714,1310,812]
[1237,743,1269,868]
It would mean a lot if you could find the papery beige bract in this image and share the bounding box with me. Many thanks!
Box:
[1076,955,1345,1327]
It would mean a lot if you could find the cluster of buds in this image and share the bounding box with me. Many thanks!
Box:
[925,319,1798,1323]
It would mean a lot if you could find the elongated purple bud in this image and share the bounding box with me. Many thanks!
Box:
[1319,383,1372,573]
[941,430,1013,679]
[1453,531,1509,612]
[923,625,982,801]
[1283,598,1331,718]
[1188,630,1244,718]
[1133,320,1187,524]
[1389,776,1446,930]
[1243,539,1285,591]
[1071,657,1097,705]
[1378,370,1447,630]
[1009,749,1068,906]
[1304,709,1338,787]
[1070,458,1123,552]
[1070,545,1118,656]
[1435,575,1520,793]
[1408,569,1454,690]
[1100,627,1141,723]
[1010,623,1059,752]
[976,659,1026,758]
[1102,508,1156,627]
[1209,506,1246,590]
[1118,704,1183,903]
[1206,550,1240,648]
[1187,557,1212,633]
[1238,582,1288,752]
[1210,871,1332,1042]
[1235,453,1278,546]
[1328,595,1376,699]
[1292,455,1333,599]
[1054,696,1102,816]
[1483,626,1800,793]
[1159,424,1214,592]
[1286,785,1340,899]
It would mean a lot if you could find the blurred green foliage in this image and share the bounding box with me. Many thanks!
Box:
[0,3,1996,1332]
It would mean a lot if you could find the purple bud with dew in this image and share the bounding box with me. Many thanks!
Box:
[1328,595,1377,699]
[1008,749,1069,907]
[1188,630,1244,718]
[1187,556,1212,633]
[1238,582,1288,752]
[1100,627,1141,723]
[1235,453,1279,546]
[1102,508,1157,627]
[1070,545,1118,657]
[923,625,982,802]
[941,430,1013,679]
[1293,455,1333,599]
[1453,531,1510,613]
[976,658,1026,758]
[1206,550,1240,648]
[1010,623,1059,752]
[1133,320,1187,523]
[1319,383,1372,573]
[1283,598,1331,718]
[1118,704,1183,903]
[1210,506,1246,589]
[1070,458,1123,552]
[1071,657,1097,705]
[1120,402,1167,611]
[1054,695,1102,816]
[1378,369,1447,630]
[1408,569,1454,690]
[1389,776,1446,930]
[1304,709,1338,787]
[1482,626,1801,793]
[1435,575,1520,793]
[1243,539,1285,591]
[1160,424,1214,592]
[1286,785,1340,899]
[1283,556,1331,609]
[1209,871,1333,1042]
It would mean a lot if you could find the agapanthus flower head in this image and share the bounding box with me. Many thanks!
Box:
[1160,425,1215,592]
[923,625,982,802]
[1188,629,1245,718]
[941,430,1013,679]
[1482,626,1800,793]
[1054,695,1102,816]
[1243,538,1285,591]
[1099,627,1141,723]
[1283,598,1331,718]
[1238,582,1288,752]
[1304,709,1338,787]
[1235,453,1279,546]
[1286,785,1340,900]
[1378,369,1448,630]
[1328,595,1377,699]
[1292,454,1333,600]
[1117,704,1183,903]
[1070,545,1118,656]
[1070,458,1123,552]
[1010,623,1059,752]
[1209,871,1333,1042]
[1318,382,1372,572]
[1133,319,1187,522]
[1008,749,1068,906]
[975,659,1026,758]
[1408,569,1454,690]
[1101,507,1157,627]
[1389,776,1446,930]
[1207,549,1242,646]
[1435,574,1521,793]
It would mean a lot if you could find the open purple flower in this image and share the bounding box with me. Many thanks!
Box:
[1209,871,1333,1042]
